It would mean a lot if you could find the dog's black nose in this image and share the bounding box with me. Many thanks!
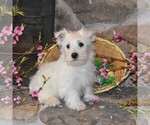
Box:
[71,53,78,59]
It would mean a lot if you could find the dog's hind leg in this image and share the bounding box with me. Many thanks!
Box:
[38,83,60,107]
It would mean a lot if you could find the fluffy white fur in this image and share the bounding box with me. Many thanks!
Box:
[29,28,99,111]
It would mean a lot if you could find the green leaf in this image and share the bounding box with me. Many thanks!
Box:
[95,60,103,68]
[16,11,24,16]
[22,97,27,103]
[22,73,29,78]
[42,75,47,81]
[130,46,137,53]
[25,47,34,54]
[4,11,12,15]
[38,32,42,41]
[20,57,28,63]
[98,75,115,85]
[127,109,138,115]
[105,63,114,69]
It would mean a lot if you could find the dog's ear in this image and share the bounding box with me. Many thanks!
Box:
[79,28,96,42]
[54,28,68,45]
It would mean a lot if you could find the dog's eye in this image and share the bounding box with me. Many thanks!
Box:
[79,42,84,47]
[66,44,70,49]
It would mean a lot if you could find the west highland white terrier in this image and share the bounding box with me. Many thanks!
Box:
[29,28,100,111]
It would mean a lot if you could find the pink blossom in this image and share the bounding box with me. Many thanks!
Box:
[0,39,5,44]
[1,96,11,104]
[31,90,39,97]
[1,26,12,36]
[142,51,150,63]
[0,26,12,42]
[12,65,18,75]
[142,64,148,70]
[1,70,7,75]
[16,77,22,84]
[103,73,109,79]
[12,64,16,72]
[13,96,21,104]
[99,68,109,79]
[15,35,19,41]
[103,58,108,66]
[18,83,21,87]
[13,39,17,45]
[132,52,138,58]
[99,68,105,73]
[4,77,12,86]
[13,25,24,42]
[14,26,24,36]
[36,44,43,51]
[0,26,12,37]
[0,64,5,73]
[6,83,11,87]
[4,77,12,83]
[38,52,45,59]
[0,65,7,75]
[143,51,150,58]
[3,35,7,41]
[131,65,136,70]
[113,31,122,42]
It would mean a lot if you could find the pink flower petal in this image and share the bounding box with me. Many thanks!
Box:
[1,26,12,36]
[131,65,136,70]
[13,39,17,45]
[0,33,3,37]
[16,77,22,83]
[15,35,19,41]
[0,39,5,44]
[103,58,108,65]
[1,98,5,101]
[4,35,7,41]
[31,90,39,97]
[113,31,122,42]
[14,26,24,36]
[37,44,43,51]
[38,52,45,59]
[4,77,12,84]
[18,83,21,87]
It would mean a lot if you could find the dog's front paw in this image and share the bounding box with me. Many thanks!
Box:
[66,101,86,111]
[46,97,61,107]
[40,97,61,107]
[84,95,100,102]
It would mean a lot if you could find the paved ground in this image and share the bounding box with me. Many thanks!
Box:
[39,86,137,125]
[10,86,138,125]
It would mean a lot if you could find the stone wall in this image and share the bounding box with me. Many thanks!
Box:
[55,0,136,31]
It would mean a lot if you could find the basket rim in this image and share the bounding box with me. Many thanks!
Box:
[40,37,130,94]
[94,38,129,93]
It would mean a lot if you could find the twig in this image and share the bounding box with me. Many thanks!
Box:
[20,63,38,76]
[13,87,29,95]
[0,52,38,55]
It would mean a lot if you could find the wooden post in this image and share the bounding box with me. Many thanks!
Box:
[42,0,55,46]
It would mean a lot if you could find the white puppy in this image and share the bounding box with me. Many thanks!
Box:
[29,28,99,111]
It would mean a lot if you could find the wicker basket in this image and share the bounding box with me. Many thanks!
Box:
[41,38,129,94]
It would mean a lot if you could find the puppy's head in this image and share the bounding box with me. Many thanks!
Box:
[55,28,95,66]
